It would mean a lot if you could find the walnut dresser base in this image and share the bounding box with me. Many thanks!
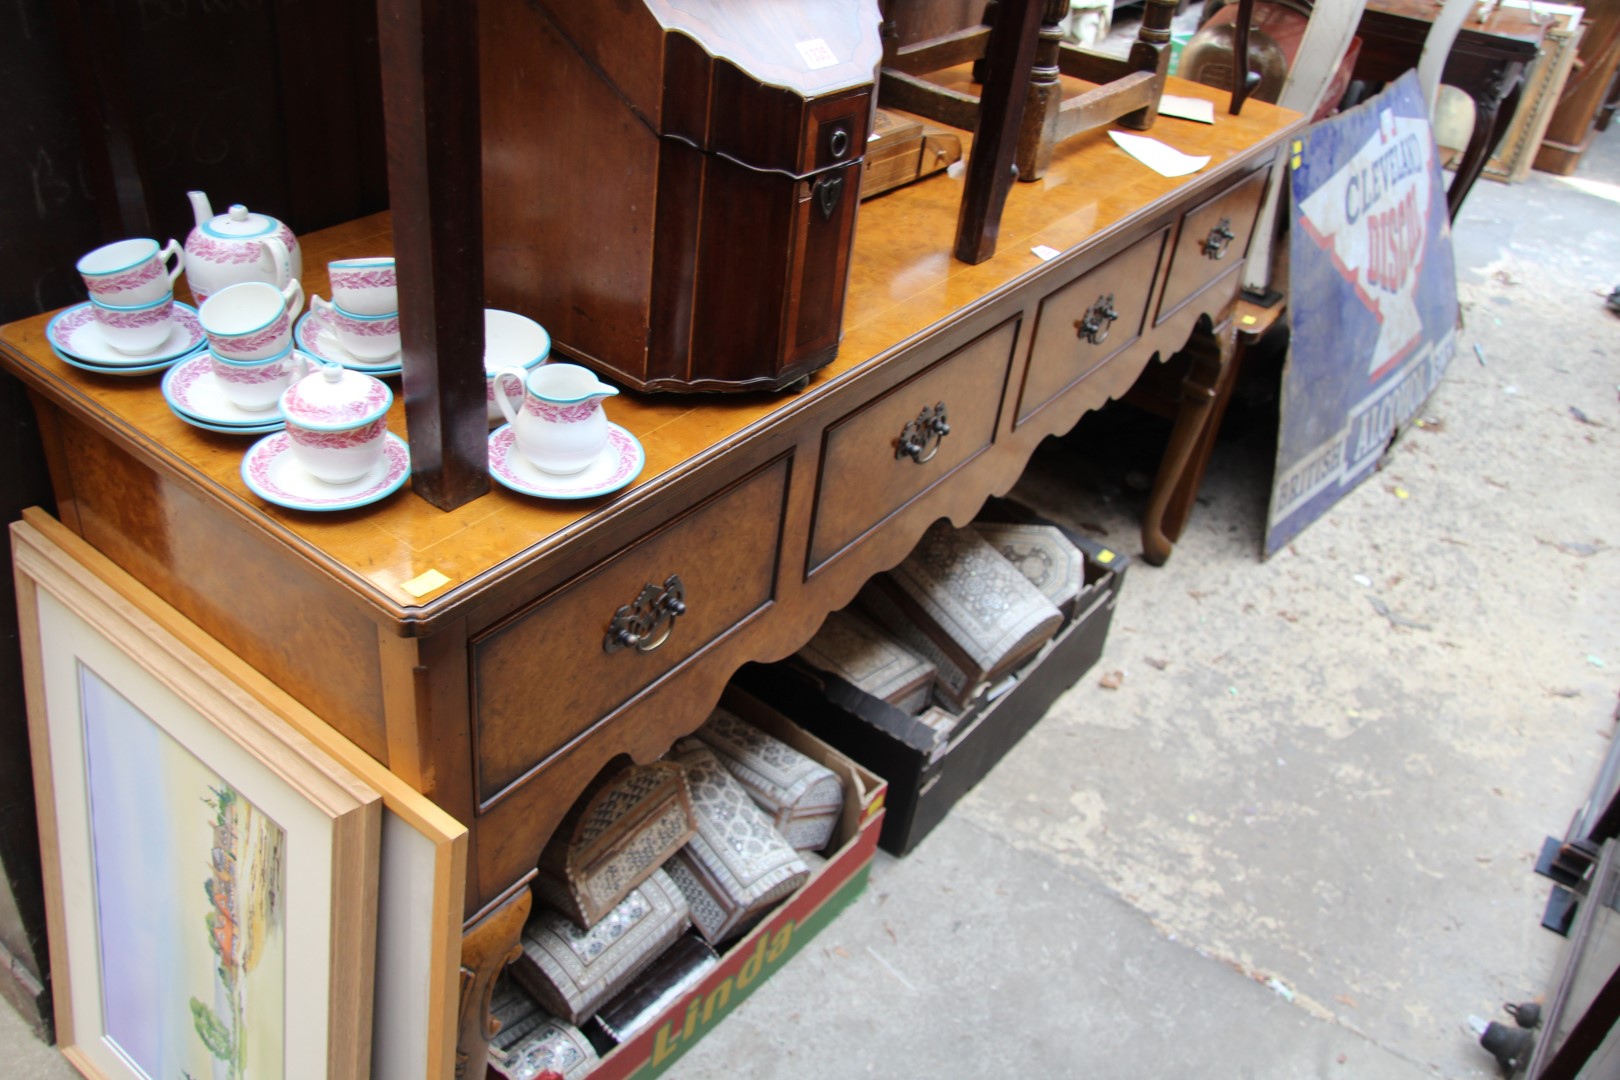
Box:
[0,81,1301,1076]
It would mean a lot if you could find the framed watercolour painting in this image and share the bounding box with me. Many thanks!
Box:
[13,514,385,1080]
[14,509,469,1080]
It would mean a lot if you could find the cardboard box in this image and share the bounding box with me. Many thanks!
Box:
[734,517,1125,856]
[584,689,886,1080]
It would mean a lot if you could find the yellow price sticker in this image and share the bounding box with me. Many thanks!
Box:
[1096,549,1116,564]
[402,568,452,598]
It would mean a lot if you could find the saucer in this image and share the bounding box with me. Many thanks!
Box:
[47,301,206,366]
[162,352,302,427]
[295,307,402,376]
[487,423,645,500]
[53,349,186,377]
[241,431,411,511]
[170,407,285,436]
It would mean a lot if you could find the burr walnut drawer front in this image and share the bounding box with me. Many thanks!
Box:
[470,457,790,809]
[1156,168,1270,323]
[1016,226,1170,425]
[806,315,1021,575]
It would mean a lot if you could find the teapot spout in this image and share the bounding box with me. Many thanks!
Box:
[187,190,214,229]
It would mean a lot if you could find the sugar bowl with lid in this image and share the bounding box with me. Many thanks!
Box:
[278,362,393,484]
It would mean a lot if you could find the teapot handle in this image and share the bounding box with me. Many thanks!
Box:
[262,236,293,289]
[494,366,529,429]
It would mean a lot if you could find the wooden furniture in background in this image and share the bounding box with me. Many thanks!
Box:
[1353,0,1549,218]
[1534,0,1620,174]
[1485,3,1585,184]
[2,75,1302,1077]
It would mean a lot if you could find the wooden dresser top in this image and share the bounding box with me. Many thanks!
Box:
[1,78,1301,620]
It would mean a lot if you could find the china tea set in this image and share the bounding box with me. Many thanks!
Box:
[52,192,644,512]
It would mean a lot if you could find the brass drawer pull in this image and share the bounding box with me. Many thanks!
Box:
[896,402,951,464]
[1076,294,1119,345]
[604,574,687,654]
[1203,218,1236,260]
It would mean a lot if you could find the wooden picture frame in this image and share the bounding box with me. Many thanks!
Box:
[12,510,466,1079]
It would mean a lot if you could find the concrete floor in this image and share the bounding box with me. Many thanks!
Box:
[4,119,1618,1080]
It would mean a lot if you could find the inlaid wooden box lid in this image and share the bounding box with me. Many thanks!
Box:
[513,868,691,1025]
[795,608,937,715]
[534,760,697,929]
[859,521,1064,709]
[695,707,846,852]
[972,522,1087,619]
[488,983,600,1080]
[665,742,810,944]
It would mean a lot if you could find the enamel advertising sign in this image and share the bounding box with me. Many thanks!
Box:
[1265,71,1458,555]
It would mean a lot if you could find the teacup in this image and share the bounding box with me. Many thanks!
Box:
[77,238,184,307]
[311,296,400,362]
[90,292,175,354]
[483,308,551,422]
[200,279,304,362]
[279,363,394,484]
[209,345,309,413]
[328,257,397,316]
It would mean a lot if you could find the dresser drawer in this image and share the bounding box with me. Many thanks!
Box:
[1016,227,1169,426]
[1156,168,1269,323]
[472,458,790,808]
[807,316,1020,575]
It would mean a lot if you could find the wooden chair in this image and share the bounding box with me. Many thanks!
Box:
[879,0,1180,185]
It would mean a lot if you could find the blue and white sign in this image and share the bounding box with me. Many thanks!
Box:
[1265,71,1458,555]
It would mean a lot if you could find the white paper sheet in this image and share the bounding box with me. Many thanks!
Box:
[1159,94,1216,125]
[1108,131,1211,177]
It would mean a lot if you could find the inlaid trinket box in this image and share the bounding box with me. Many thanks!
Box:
[695,707,846,851]
[488,982,600,1080]
[534,760,697,929]
[795,608,937,715]
[972,521,1088,619]
[512,868,691,1025]
[858,520,1064,709]
[592,934,720,1045]
[665,742,811,944]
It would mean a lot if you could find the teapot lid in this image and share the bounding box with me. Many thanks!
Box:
[199,203,279,240]
[280,362,392,430]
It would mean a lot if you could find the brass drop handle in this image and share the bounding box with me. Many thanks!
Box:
[1203,218,1236,260]
[604,574,686,654]
[896,402,950,464]
[1076,294,1119,345]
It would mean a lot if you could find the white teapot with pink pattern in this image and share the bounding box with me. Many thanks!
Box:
[183,191,303,305]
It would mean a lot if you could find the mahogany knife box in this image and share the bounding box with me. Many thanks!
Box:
[478,0,884,393]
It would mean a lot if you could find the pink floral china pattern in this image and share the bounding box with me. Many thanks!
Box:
[329,266,396,291]
[280,372,391,427]
[162,354,286,427]
[210,311,292,357]
[294,308,401,373]
[241,430,410,512]
[47,301,206,366]
[87,258,165,299]
[522,397,600,424]
[285,417,386,451]
[488,423,645,500]
[93,299,172,330]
